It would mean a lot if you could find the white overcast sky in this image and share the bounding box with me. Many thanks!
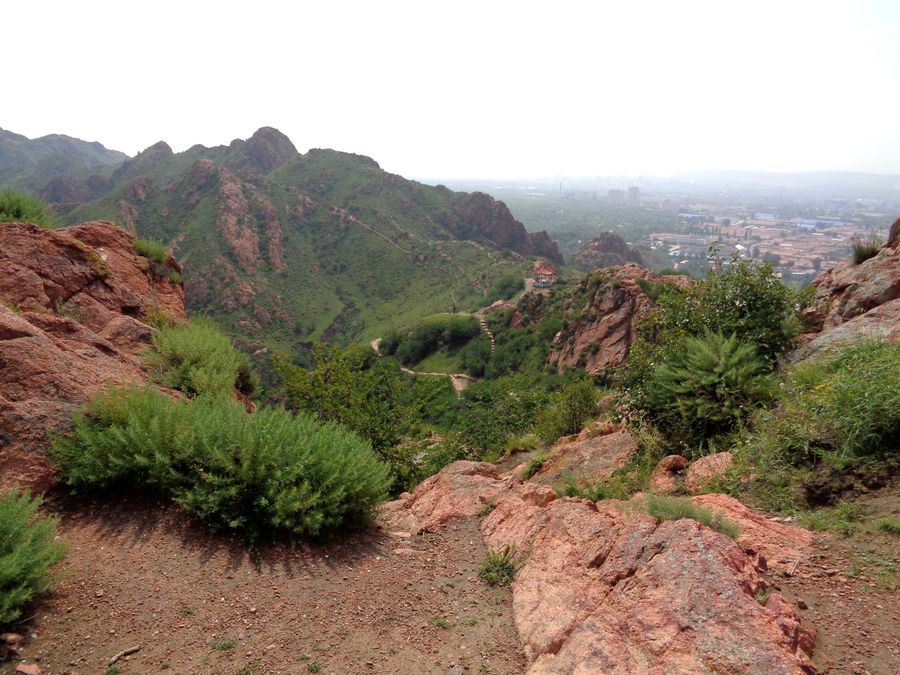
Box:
[5,0,899,178]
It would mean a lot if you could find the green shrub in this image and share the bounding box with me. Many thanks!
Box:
[51,387,391,539]
[730,341,899,511]
[485,274,525,304]
[851,234,883,265]
[134,238,168,264]
[478,545,524,586]
[646,495,741,539]
[536,379,597,442]
[0,189,56,228]
[146,319,257,397]
[384,315,481,366]
[645,333,772,446]
[0,491,68,624]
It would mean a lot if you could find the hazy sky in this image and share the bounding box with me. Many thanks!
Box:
[6,0,900,178]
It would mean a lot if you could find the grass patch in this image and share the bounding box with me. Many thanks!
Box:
[134,238,168,264]
[479,545,524,586]
[429,616,450,628]
[646,495,741,539]
[476,502,496,519]
[211,634,235,651]
[798,501,865,536]
[50,386,391,540]
[851,234,883,264]
[519,452,548,480]
[875,517,900,535]
[0,490,68,624]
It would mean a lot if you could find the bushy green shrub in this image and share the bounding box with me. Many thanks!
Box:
[518,452,548,480]
[0,491,68,624]
[134,238,168,264]
[485,274,525,304]
[382,315,480,366]
[536,379,597,442]
[0,189,56,228]
[645,333,772,446]
[145,319,257,397]
[51,387,390,539]
[734,340,900,511]
[478,545,524,586]
[646,495,741,539]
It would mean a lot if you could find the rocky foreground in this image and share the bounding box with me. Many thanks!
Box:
[382,462,816,674]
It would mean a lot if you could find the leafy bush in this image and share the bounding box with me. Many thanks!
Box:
[646,495,740,539]
[478,545,524,586]
[0,491,68,624]
[0,189,56,228]
[145,319,257,397]
[382,315,481,366]
[851,234,883,265]
[51,387,391,539]
[536,379,597,442]
[734,340,900,511]
[485,274,525,304]
[644,333,772,446]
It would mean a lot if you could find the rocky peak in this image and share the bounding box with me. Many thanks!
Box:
[574,231,644,270]
[546,264,690,373]
[227,127,299,174]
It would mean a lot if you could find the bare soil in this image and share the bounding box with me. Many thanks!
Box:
[3,493,526,675]
[767,486,900,675]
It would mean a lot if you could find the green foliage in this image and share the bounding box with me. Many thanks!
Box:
[876,517,900,535]
[798,501,864,536]
[145,319,257,397]
[134,238,168,264]
[478,545,524,586]
[275,344,414,490]
[0,189,56,228]
[536,379,598,442]
[851,233,883,264]
[0,491,68,624]
[644,333,772,447]
[645,495,741,539]
[51,387,391,539]
[734,340,900,511]
[519,452,548,480]
[485,274,524,304]
[382,315,481,366]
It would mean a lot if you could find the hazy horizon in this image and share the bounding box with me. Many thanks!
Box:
[6,0,899,179]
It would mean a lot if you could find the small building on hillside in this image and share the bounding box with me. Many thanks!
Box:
[532,260,558,288]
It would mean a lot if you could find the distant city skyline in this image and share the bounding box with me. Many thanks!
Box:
[5,0,899,179]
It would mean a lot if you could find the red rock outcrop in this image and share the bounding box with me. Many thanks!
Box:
[547,264,691,374]
[530,427,638,485]
[382,461,816,673]
[683,451,735,493]
[794,225,899,360]
[0,220,185,490]
[441,192,562,263]
[573,231,644,270]
[648,454,688,494]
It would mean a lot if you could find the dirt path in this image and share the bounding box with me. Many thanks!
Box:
[370,338,478,394]
[769,487,900,674]
[4,494,526,675]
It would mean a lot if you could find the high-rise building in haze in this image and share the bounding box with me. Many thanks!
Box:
[627,186,640,206]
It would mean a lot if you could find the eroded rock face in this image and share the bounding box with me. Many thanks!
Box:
[648,454,688,494]
[531,428,638,485]
[0,221,185,489]
[799,228,899,344]
[683,451,734,493]
[546,264,691,374]
[382,461,815,674]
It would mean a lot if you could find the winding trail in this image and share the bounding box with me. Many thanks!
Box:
[370,338,478,394]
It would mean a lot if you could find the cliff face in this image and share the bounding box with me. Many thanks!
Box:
[442,192,562,263]
[0,220,185,490]
[543,264,690,374]
[793,218,900,360]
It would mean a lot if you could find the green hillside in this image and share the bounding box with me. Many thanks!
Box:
[60,128,557,351]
